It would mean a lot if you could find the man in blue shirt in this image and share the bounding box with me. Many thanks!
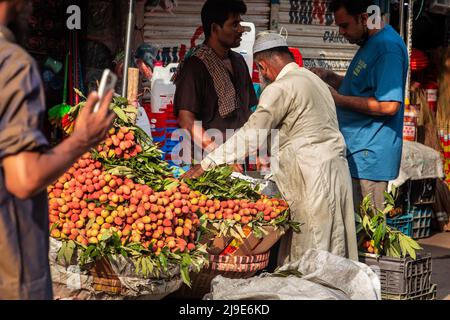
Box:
[311,0,408,210]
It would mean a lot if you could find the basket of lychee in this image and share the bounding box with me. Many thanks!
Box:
[196,195,300,257]
[47,153,209,290]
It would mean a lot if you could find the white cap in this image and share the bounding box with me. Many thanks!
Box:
[253,28,288,54]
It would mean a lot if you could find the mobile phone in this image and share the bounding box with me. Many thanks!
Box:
[94,69,117,113]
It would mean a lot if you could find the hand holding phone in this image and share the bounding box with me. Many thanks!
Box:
[94,69,117,113]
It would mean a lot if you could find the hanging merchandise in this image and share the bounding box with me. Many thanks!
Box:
[436,48,450,187]
[410,48,429,72]
[48,53,71,129]
[403,98,419,141]
[425,81,439,113]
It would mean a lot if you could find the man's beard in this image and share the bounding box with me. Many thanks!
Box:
[356,25,369,47]
[259,71,272,91]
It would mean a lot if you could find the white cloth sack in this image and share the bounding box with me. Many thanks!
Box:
[205,249,381,300]
[389,141,444,191]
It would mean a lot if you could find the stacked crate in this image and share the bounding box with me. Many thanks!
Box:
[359,253,436,300]
[146,103,182,168]
[387,179,436,239]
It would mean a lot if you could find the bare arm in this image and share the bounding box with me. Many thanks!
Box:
[330,88,401,116]
[2,91,115,199]
[178,109,243,173]
[309,67,344,90]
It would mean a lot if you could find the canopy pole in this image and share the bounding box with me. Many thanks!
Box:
[405,0,414,102]
[122,0,136,97]
[399,0,405,39]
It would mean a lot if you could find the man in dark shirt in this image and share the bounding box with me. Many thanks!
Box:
[0,0,114,299]
[173,0,257,166]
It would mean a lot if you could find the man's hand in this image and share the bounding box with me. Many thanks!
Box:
[71,90,116,150]
[2,90,115,200]
[231,163,244,173]
[308,67,343,90]
[181,164,205,179]
[328,85,341,102]
[309,67,332,80]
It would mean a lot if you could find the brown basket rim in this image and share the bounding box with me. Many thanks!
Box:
[209,251,270,264]
[210,259,269,273]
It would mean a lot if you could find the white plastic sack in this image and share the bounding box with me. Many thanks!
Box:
[389,141,444,191]
[231,172,280,198]
[205,249,381,300]
[49,238,182,300]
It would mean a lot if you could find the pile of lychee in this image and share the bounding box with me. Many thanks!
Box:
[48,153,199,255]
[96,127,143,159]
[48,153,290,256]
[196,197,289,225]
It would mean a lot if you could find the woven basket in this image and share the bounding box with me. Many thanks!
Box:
[169,251,270,299]
[89,258,123,294]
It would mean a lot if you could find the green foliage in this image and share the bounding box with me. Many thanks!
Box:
[198,208,302,244]
[183,166,261,200]
[356,185,422,259]
[55,232,209,287]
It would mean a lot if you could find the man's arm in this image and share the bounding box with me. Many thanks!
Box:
[183,85,289,178]
[328,51,405,117]
[309,67,344,90]
[330,88,401,116]
[2,91,115,199]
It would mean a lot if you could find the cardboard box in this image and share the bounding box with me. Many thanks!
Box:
[199,225,284,256]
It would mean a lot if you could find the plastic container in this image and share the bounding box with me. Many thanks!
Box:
[381,283,437,300]
[150,62,178,113]
[169,251,270,299]
[386,214,413,237]
[231,22,255,76]
[359,252,432,297]
[405,204,433,239]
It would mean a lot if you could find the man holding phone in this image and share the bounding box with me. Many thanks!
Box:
[0,0,115,299]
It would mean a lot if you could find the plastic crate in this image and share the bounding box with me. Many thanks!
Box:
[381,283,437,300]
[406,179,436,205]
[359,253,432,296]
[405,205,432,239]
[150,127,166,137]
[386,214,413,237]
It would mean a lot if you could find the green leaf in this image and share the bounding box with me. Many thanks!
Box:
[86,218,95,231]
[229,227,243,242]
[113,106,129,123]
[64,240,76,264]
[50,222,59,233]
[57,242,66,264]
[234,224,246,238]
[164,180,180,191]
[122,106,138,113]
[181,266,191,287]
[158,253,168,272]
[252,226,264,239]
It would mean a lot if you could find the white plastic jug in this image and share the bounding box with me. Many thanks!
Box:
[232,22,256,76]
[150,62,179,113]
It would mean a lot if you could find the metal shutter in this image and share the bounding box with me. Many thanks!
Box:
[143,0,271,64]
[278,0,358,73]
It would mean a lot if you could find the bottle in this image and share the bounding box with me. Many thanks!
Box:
[150,62,178,114]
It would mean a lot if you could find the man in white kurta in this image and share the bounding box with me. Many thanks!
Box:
[184,32,358,263]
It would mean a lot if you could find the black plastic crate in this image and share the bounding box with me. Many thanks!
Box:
[359,253,432,296]
[405,179,436,205]
[381,284,437,300]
